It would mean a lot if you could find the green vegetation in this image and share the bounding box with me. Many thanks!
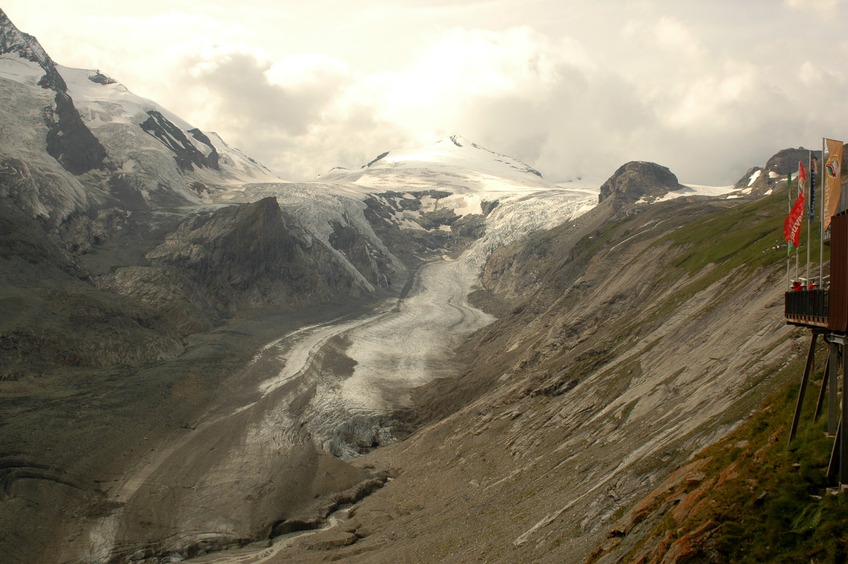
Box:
[644,189,828,328]
[571,184,848,562]
[663,191,789,275]
[662,347,848,562]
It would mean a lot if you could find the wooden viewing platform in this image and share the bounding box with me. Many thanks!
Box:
[785,289,829,328]
[786,210,848,485]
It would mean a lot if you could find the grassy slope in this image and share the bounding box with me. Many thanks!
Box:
[588,189,848,563]
[590,349,848,564]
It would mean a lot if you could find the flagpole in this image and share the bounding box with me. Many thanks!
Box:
[821,138,826,287]
[787,169,792,289]
[806,160,811,284]
[789,167,804,280]
[809,150,816,285]
[794,170,799,281]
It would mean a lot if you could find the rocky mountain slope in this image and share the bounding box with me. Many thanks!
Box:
[259,177,805,563]
[736,146,823,196]
[0,11,598,562]
[1,8,835,564]
[0,7,400,365]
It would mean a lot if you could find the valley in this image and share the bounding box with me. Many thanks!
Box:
[2,8,842,563]
[73,248,496,563]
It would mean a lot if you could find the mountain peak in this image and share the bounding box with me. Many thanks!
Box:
[319,135,545,192]
[0,9,52,67]
[598,161,684,210]
[0,9,279,216]
[445,134,467,147]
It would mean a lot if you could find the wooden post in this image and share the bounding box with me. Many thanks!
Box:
[828,418,841,485]
[830,337,842,437]
[789,332,818,444]
[814,354,830,422]
[842,342,848,485]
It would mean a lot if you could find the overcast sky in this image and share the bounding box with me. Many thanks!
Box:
[3,0,848,185]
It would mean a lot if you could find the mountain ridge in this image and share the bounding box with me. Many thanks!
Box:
[0,7,279,224]
[0,9,832,564]
[0,8,51,67]
[317,134,549,193]
[0,8,108,177]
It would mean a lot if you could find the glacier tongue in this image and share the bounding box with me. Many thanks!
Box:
[192,134,601,462]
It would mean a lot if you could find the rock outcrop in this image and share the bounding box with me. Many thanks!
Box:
[44,89,108,175]
[98,197,368,332]
[599,161,684,214]
[736,146,827,196]
[140,110,219,172]
[764,147,821,178]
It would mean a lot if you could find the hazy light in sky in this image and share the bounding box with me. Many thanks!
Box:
[3,0,847,185]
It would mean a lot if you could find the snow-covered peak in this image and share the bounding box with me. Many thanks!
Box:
[1,7,279,188]
[384,134,542,175]
[317,135,550,194]
[0,8,51,67]
[45,64,280,185]
[0,16,281,221]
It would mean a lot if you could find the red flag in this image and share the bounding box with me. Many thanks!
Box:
[784,190,805,247]
[798,160,807,192]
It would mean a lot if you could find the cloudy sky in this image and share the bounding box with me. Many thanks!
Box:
[4,0,848,185]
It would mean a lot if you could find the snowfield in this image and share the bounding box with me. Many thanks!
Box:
[0,50,281,221]
[317,135,549,193]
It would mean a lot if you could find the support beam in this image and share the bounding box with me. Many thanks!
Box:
[814,355,830,422]
[842,342,848,485]
[829,338,841,436]
[828,418,841,485]
[789,332,819,444]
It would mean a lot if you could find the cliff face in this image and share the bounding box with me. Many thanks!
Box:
[598,161,685,216]
[0,194,387,563]
[100,197,364,328]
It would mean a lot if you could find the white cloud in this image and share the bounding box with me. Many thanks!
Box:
[165,48,366,177]
[785,0,847,18]
[361,28,585,135]
[3,0,848,185]
[654,16,703,61]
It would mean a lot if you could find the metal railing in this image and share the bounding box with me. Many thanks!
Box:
[785,289,829,326]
